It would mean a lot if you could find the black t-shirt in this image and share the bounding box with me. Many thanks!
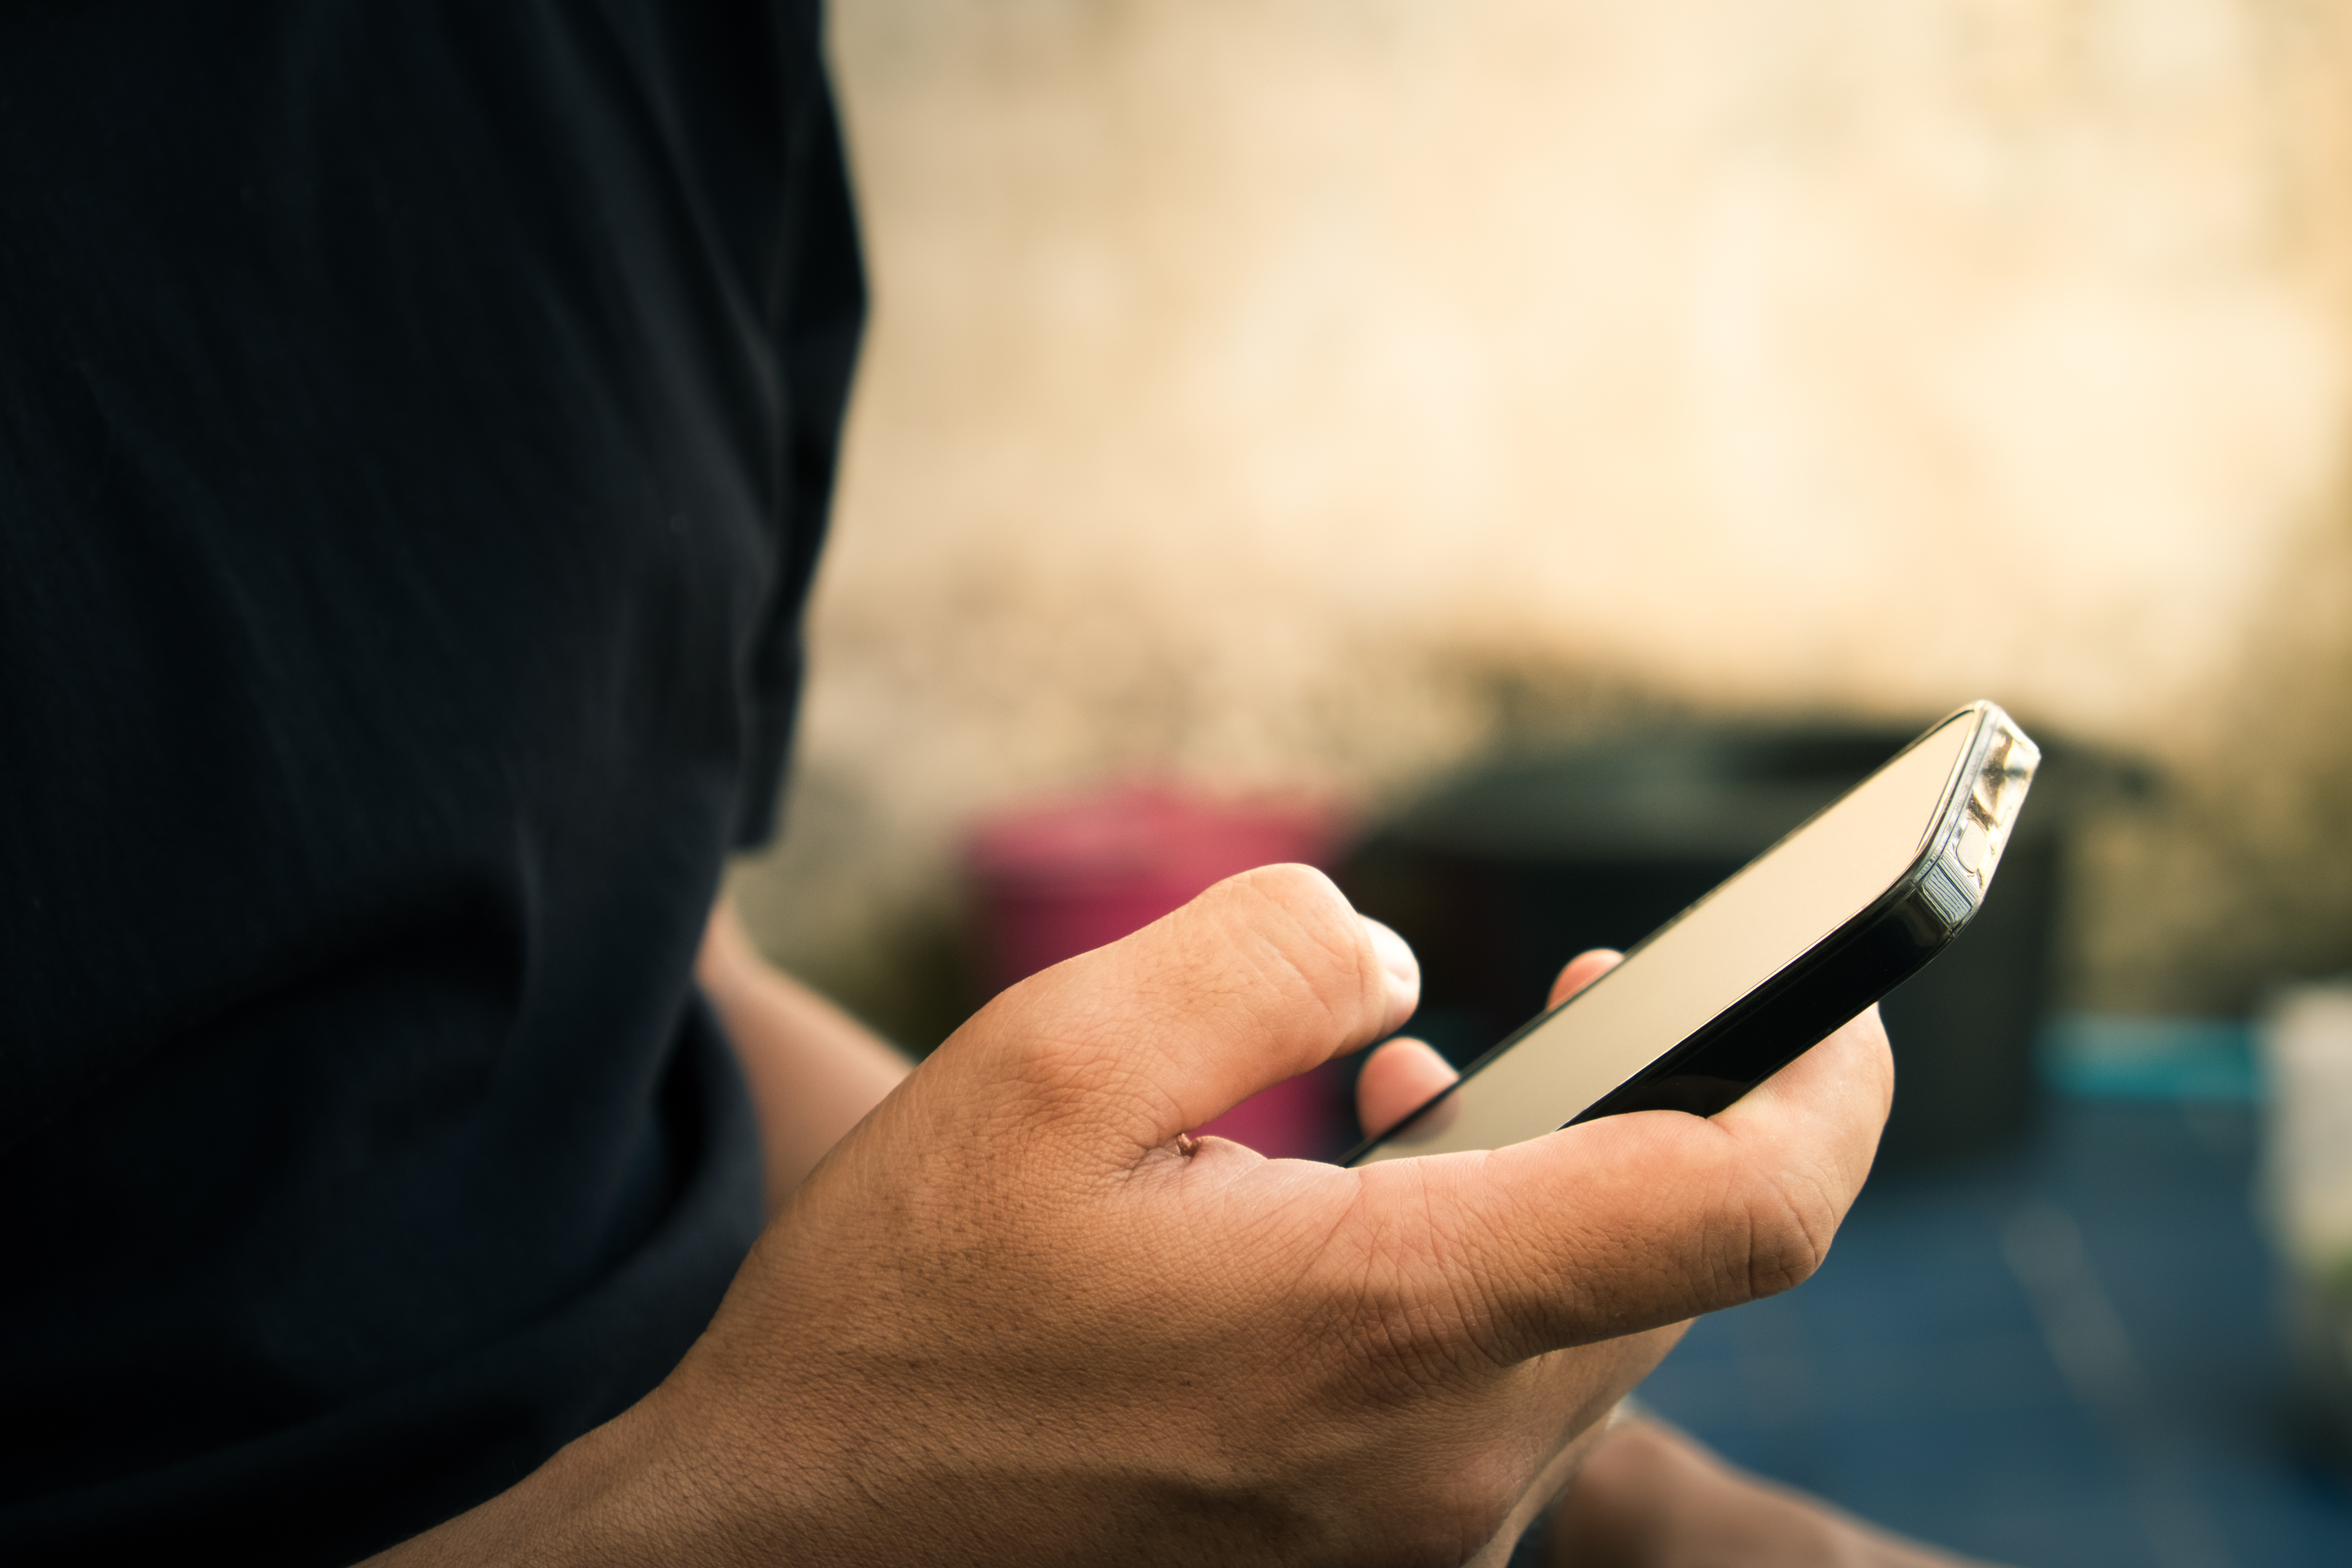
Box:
[0,4,861,1561]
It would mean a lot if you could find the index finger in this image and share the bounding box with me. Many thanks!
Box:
[1357,950,1626,1139]
[1546,948,1622,1008]
[961,863,1418,1154]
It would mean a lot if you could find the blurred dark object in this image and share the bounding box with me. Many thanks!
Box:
[1339,718,2141,1168]
[2286,1276,2352,1482]
[966,784,1349,1156]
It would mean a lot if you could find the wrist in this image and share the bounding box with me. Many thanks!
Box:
[363,1382,775,1568]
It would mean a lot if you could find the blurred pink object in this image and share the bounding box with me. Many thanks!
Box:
[967,784,1354,1158]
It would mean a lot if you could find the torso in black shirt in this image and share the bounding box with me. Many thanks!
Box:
[0,4,861,1560]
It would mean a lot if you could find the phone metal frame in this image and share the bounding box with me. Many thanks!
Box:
[1346,700,2039,1165]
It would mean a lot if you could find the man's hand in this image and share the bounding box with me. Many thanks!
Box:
[384,864,1892,1567]
[1369,953,1999,1568]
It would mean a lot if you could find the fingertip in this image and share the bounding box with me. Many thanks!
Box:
[1356,1035,1458,1139]
[1360,916,1421,1032]
[1547,948,1624,1009]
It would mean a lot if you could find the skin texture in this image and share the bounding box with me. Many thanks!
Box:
[374,864,1901,1567]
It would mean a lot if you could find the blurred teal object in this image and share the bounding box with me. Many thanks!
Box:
[2042,1015,2263,1103]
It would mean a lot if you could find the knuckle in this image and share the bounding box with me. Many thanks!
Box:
[1214,864,1383,1020]
[1738,1166,1840,1298]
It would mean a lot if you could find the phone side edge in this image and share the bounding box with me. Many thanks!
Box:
[1565,706,2032,1121]
[1562,858,1971,1122]
[1342,703,2041,1165]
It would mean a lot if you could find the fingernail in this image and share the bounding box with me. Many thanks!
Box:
[1361,917,1420,1007]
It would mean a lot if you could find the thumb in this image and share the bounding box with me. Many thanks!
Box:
[951,863,1418,1154]
[1345,1004,1893,1359]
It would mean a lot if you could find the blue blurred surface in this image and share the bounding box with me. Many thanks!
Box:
[2041,1016,2263,1103]
[1634,1090,2352,1567]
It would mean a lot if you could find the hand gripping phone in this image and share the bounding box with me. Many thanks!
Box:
[1348,701,2039,1165]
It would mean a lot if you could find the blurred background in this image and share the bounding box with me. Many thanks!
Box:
[728,1,2352,1561]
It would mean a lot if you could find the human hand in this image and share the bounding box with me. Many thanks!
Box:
[1354,949,1913,1567]
[1547,1416,2008,1567]
[409,865,1893,1567]
[1386,963,1983,1568]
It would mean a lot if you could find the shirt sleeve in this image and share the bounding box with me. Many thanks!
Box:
[733,61,866,850]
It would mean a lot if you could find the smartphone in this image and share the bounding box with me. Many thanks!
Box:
[1347,700,2039,1165]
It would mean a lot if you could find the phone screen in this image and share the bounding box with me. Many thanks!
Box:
[1356,710,1985,1164]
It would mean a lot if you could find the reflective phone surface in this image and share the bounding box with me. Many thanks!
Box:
[1356,703,2034,1163]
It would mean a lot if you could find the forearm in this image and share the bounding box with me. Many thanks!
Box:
[696,897,913,1213]
[1548,1416,2001,1568]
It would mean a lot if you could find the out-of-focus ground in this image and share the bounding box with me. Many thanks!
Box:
[1635,1098,2352,1568]
[732,0,2352,1046]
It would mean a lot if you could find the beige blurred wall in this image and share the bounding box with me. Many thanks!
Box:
[733,0,2352,1040]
